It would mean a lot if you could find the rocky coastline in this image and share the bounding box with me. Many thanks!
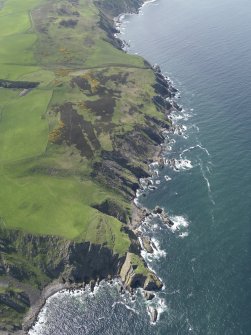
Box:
[0,0,185,332]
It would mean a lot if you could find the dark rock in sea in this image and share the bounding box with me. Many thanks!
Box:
[159,157,165,168]
[143,291,155,301]
[169,86,178,93]
[173,101,182,111]
[90,280,96,292]
[162,214,174,227]
[153,64,161,73]
[119,285,125,295]
[148,185,157,191]
[141,237,154,253]
[153,206,163,215]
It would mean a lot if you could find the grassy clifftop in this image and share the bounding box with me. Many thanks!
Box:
[0,0,171,331]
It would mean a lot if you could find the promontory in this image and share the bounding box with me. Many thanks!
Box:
[0,0,174,332]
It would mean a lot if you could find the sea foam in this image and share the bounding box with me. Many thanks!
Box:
[169,215,190,233]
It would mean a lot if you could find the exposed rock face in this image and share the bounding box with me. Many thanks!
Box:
[0,290,29,314]
[0,79,39,89]
[0,229,126,332]
[92,123,168,199]
[162,213,174,227]
[95,0,145,17]
[92,199,129,224]
[141,237,154,254]
[1,230,124,285]
[153,206,163,215]
[143,291,155,300]
[119,253,163,291]
[148,306,158,323]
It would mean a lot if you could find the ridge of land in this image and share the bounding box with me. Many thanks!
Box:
[0,0,174,332]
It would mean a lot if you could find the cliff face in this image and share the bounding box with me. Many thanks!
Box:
[1,230,123,282]
[1,224,162,332]
[1,228,123,331]
[95,0,144,17]
[120,253,163,291]
[92,118,170,199]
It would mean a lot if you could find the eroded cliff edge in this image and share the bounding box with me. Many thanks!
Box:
[0,0,176,332]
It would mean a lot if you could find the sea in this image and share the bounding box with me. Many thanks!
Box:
[29,0,251,334]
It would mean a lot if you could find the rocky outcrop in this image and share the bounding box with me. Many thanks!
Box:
[119,253,162,291]
[92,199,129,224]
[143,290,155,300]
[0,228,127,332]
[0,79,39,89]
[141,236,154,253]
[95,0,144,18]
[92,122,168,199]
[148,306,158,323]
[1,230,124,285]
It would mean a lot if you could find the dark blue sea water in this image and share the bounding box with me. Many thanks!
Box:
[30,1,251,334]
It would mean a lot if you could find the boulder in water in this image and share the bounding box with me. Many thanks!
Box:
[143,291,155,300]
[148,306,158,323]
[153,206,163,215]
[141,237,154,253]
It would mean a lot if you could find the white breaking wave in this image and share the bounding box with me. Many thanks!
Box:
[165,158,193,171]
[146,296,167,324]
[169,215,190,233]
[173,159,193,171]
[170,113,184,121]
[199,160,216,206]
[112,301,138,314]
[179,231,189,238]
[197,143,210,156]
[180,143,210,158]
[151,237,167,258]
[141,237,167,262]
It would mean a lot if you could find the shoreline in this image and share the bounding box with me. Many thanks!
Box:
[26,47,181,335]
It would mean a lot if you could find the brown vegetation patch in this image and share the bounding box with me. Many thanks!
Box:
[51,102,101,158]
[57,6,80,16]
[71,76,91,91]
[59,19,78,28]
[94,70,129,86]
[85,95,116,122]
[84,37,94,47]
